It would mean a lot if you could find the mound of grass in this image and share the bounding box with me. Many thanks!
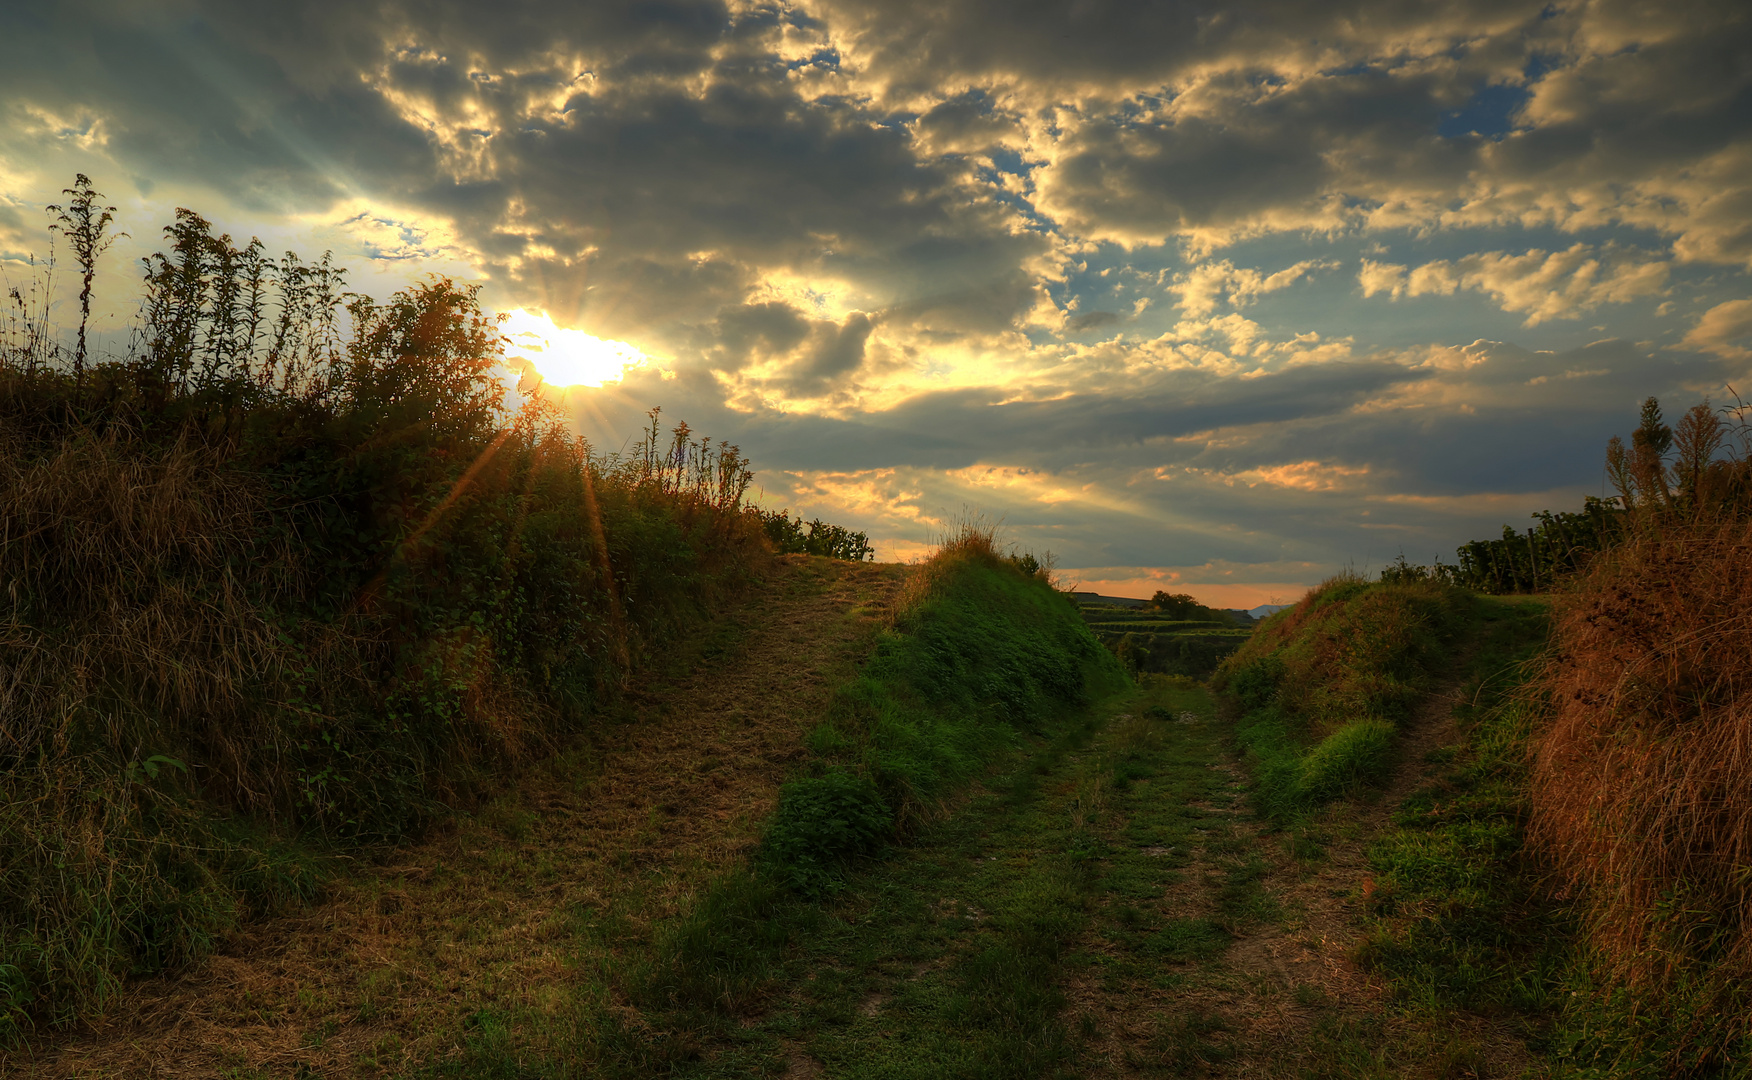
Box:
[1212,573,1468,820]
[754,527,1125,891]
[631,529,1127,1034]
[802,527,1130,837]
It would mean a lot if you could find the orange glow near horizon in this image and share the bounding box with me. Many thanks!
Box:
[503,308,648,388]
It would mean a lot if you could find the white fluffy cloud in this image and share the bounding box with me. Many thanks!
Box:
[1359,245,1670,325]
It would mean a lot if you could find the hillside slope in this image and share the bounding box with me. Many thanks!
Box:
[6,556,902,1076]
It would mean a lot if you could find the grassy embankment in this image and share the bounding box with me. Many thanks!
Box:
[1208,395,1752,1078]
[416,528,1129,1075]
[0,194,781,1042]
[1203,575,1566,1073]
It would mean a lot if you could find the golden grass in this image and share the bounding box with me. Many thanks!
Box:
[1530,519,1752,1014]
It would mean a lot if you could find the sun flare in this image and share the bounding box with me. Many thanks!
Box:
[503,308,648,388]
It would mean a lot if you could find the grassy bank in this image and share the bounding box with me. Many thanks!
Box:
[420,530,1129,1076]
[1211,574,1469,821]
[0,209,773,1040]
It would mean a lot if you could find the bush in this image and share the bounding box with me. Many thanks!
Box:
[761,771,891,898]
[757,509,874,560]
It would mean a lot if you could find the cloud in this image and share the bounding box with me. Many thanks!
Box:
[2,0,1750,598]
[1680,298,1752,359]
[1172,258,1337,318]
[1359,245,1669,325]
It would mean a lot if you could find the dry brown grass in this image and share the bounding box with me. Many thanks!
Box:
[1530,518,1752,1017]
[0,430,293,785]
[0,430,323,1024]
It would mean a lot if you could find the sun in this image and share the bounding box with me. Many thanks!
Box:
[502,308,648,387]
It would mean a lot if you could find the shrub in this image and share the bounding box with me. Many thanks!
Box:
[757,509,874,560]
[761,771,891,898]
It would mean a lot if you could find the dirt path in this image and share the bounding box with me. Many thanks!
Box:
[1061,662,1535,1078]
[7,555,904,1079]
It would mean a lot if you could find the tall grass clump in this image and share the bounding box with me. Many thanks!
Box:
[0,185,774,1037]
[1211,573,1467,819]
[1529,397,1752,1073]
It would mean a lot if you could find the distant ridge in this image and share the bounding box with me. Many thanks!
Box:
[1071,592,1258,625]
[1071,591,1148,608]
[1247,603,1292,620]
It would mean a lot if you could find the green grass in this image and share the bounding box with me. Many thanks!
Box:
[619,678,1239,1079]
[798,553,1130,836]
[1348,598,1564,1017]
[410,607,1240,1078]
[407,549,1132,1077]
[1214,575,1470,822]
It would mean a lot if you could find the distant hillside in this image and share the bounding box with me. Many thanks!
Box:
[1075,589,1253,677]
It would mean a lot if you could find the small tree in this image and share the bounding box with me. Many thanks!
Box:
[1147,591,1207,619]
[47,174,123,382]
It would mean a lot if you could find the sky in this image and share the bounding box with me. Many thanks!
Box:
[3,0,1750,606]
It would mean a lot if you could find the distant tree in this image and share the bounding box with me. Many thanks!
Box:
[1147,591,1208,619]
[47,174,123,382]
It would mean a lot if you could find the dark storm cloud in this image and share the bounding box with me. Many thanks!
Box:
[819,0,1537,95]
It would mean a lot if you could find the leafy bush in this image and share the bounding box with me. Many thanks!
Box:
[1228,654,1284,711]
[761,771,891,898]
[757,508,874,560]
